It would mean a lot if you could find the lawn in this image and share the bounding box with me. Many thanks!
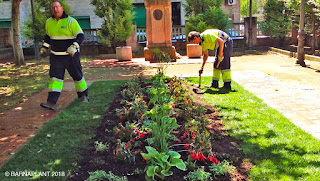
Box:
[0,59,50,113]
[187,76,320,181]
[0,80,125,181]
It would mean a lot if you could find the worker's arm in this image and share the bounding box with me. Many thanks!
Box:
[215,37,224,57]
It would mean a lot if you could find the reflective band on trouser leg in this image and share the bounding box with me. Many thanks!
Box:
[213,69,221,81]
[222,70,231,82]
[48,77,64,92]
[74,77,87,92]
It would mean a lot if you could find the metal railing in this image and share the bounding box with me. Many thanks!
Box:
[227,23,244,37]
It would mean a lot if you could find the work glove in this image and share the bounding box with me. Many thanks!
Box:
[40,47,49,57]
[66,45,78,57]
[216,55,224,68]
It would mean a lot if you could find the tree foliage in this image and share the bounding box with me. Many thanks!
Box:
[183,0,231,34]
[240,0,258,17]
[91,0,134,52]
[259,0,291,41]
[23,0,71,41]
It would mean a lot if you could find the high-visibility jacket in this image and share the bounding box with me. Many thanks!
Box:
[43,11,84,55]
[200,29,230,52]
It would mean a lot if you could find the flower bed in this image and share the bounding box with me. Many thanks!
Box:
[69,72,252,181]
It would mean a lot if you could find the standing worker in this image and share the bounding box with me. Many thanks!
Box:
[188,29,233,90]
[40,1,88,110]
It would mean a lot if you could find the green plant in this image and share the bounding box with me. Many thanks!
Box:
[184,168,212,181]
[94,141,109,153]
[209,160,236,178]
[87,170,128,181]
[91,0,135,52]
[184,0,231,33]
[152,49,172,73]
[259,0,291,46]
[141,146,186,181]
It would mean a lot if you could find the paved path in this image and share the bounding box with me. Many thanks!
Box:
[1,52,320,168]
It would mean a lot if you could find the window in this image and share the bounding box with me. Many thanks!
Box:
[0,19,11,29]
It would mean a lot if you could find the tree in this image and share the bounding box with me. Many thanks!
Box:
[183,0,231,34]
[12,0,25,65]
[259,0,291,46]
[23,0,70,54]
[240,0,258,17]
[91,0,135,53]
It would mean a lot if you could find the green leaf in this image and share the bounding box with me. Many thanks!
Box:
[146,165,157,178]
[141,153,151,160]
[161,155,169,162]
[160,170,173,176]
[146,146,159,155]
[170,158,187,171]
[168,151,180,159]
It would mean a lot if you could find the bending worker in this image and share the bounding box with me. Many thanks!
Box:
[188,29,233,90]
[40,1,88,110]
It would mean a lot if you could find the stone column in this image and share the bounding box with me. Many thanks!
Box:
[144,0,176,62]
[244,17,257,47]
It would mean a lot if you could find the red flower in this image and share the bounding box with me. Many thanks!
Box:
[199,154,207,161]
[208,156,219,164]
[200,141,203,145]
[184,144,189,149]
[119,116,123,120]
[182,132,188,139]
[124,142,130,150]
[139,134,145,138]
[126,107,129,110]
[143,158,148,161]
[192,133,196,140]
[140,113,143,117]
[137,130,140,134]
[190,152,197,160]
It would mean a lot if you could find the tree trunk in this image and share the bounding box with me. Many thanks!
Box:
[12,0,25,66]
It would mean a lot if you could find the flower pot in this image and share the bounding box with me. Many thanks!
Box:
[187,44,202,58]
[116,46,132,61]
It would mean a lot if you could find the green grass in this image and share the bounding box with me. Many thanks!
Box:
[187,77,320,181]
[0,80,126,181]
[0,59,50,113]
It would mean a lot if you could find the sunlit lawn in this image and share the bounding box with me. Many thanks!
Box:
[0,59,50,113]
[187,76,320,181]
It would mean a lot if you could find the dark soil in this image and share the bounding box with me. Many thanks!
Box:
[68,86,253,181]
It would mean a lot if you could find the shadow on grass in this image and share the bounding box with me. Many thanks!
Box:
[194,88,238,95]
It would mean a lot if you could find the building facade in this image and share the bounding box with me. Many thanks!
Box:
[0,0,240,30]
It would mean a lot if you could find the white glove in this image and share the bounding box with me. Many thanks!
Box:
[40,47,49,57]
[66,45,78,57]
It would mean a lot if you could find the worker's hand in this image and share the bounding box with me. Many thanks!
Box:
[67,45,78,57]
[40,47,49,57]
[218,55,224,62]
[199,68,203,75]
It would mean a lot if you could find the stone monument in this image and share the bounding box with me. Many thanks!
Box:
[144,0,176,62]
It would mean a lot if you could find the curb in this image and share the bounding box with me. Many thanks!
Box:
[270,47,320,62]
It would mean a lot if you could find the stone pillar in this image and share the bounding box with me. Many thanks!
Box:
[244,17,257,47]
[144,0,176,62]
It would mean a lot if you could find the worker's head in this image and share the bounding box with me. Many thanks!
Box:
[188,31,201,44]
[51,1,63,20]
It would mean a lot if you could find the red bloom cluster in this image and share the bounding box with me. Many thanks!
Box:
[190,151,219,164]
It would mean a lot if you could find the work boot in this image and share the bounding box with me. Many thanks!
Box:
[220,82,231,91]
[40,102,57,110]
[211,80,219,88]
[80,95,89,103]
